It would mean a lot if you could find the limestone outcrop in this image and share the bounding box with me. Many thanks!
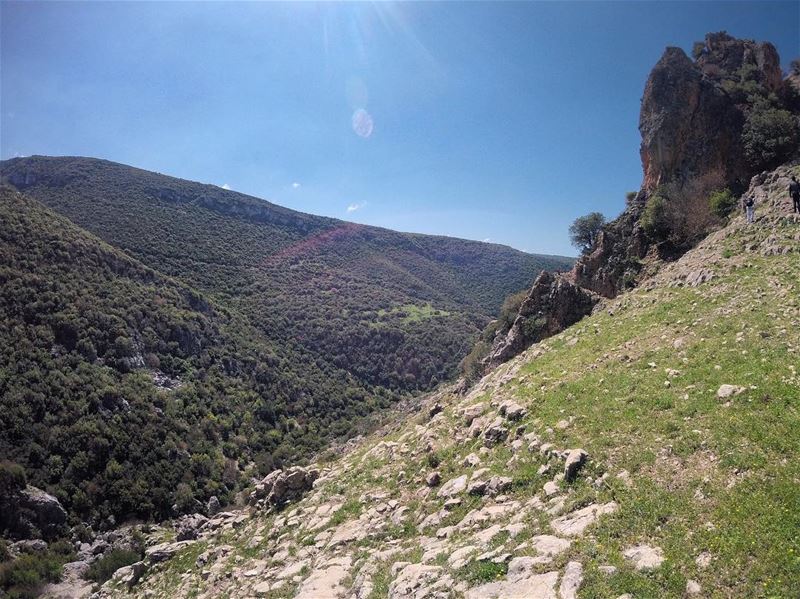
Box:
[248,466,320,508]
[484,271,599,369]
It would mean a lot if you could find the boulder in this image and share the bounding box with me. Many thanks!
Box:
[206,495,221,515]
[482,417,509,447]
[437,475,468,498]
[175,513,208,541]
[426,472,441,487]
[249,466,319,507]
[717,384,745,399]
[563,449,589,482]
[623,544,665,571]
[111,560,147,588]
[485,271,599,368]
[6,486,69,540]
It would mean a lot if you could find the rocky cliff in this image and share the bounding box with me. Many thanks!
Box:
[572,32,798,299]
[483,33,798,370]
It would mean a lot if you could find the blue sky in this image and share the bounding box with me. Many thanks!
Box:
[1,1,798,256]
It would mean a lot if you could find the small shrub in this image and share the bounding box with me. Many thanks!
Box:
[708,188,737,218]
[0,462,27,499]
[85,548,141,584]
[0,552,62,599]
[640,193,669,239]
[742,104,799,169]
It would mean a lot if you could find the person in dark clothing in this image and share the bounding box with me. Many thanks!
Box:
[790,175,800,214]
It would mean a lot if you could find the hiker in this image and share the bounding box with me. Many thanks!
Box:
[743,194,756,224]
[790,175,800,214]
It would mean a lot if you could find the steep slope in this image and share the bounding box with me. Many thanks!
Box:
[93,164,799,598]
[0,156,573,394]
[0,186,392,526]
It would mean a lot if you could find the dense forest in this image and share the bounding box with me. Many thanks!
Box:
[0,186,392,524]
[0,160,571,525]
[1,156,572,395]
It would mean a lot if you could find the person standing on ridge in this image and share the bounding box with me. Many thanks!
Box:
[743,193,756,224]
[789,175,800,214]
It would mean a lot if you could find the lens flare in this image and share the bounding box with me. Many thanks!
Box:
[352,108,374,138]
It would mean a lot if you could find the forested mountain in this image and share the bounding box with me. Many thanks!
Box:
[0,159,570,526]
[0,185,392,524]
[1,156,572,394]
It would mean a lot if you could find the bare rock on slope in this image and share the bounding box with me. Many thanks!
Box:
[485,271,599,368]
[249,466,319,508]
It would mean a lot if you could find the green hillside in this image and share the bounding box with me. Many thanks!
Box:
[0,156,573,394]
[0,185,393,524]
[103,165,799,598]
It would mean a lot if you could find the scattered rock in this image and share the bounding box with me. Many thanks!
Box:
[563,449,589,482]
[695,551,712,569]
[543,481,560,497]
[145,541,193,564]
[426,472,441,487]
[717,384,745,399]
[465,568,559,599]
[686,579,702,595]
[623,544,665,571]
[530,535,571,558]
[463,453,482,467]
[437,475,468,498]
[551,502,618,537]
[559,561,583,599]
[295,555,352,599]
[388,563,452,599]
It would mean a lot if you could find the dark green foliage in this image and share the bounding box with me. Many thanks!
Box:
[0,539,74,599]
[569,212,606,254]
[85,548,142,583]
[641,193,669,239]
[0,462,26,498]
[708,188,737,218]
[742,103,799,169]
[0,187,388,523]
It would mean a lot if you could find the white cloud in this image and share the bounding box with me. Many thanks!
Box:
[481,237,492,243]
[292,182,301,189]
[221,183,231,190]
[346,201,367,213]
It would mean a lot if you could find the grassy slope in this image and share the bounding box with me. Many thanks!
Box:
[125,166,799,598]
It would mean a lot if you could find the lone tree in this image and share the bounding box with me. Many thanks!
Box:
[569,212,606,254]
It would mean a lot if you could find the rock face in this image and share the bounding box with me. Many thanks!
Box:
[485,271,599,368]
[249,466,319,508]
[571,32,797,299]
[639,45,746,195]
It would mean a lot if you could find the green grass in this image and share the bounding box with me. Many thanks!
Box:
[374,303,452,325]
